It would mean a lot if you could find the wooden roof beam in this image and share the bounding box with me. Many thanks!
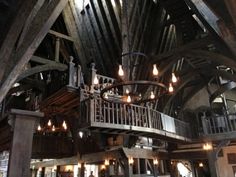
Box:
[0,0,69,103]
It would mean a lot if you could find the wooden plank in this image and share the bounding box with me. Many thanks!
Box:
[48,30,74,42]
[0,0,69,103]
[16,62,67,82]
[0,0,38,81]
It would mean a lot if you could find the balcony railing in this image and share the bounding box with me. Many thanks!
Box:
[80,95,191,141]
[202,114,236,135]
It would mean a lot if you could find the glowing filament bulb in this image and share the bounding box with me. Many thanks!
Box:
[153,64,158,76]
[118,65,124,76]
[47,119,52,126]
[172,73,177,83]
[125,88,129,94]
[153,159,158,165]
[62,121,67,130]
[105,159,109,166]
[62,120,66,127]
[37,125,41,131]
[93,74,99,85]
[127,95,131,103]
[128,157,134,165]
[150,91,155,99]
[169,83,174,93]
[52,125,55,131]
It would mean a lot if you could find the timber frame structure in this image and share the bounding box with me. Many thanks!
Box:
[1,0,236,177]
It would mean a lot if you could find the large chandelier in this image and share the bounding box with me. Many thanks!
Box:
[93,0,178,104]
[93,52,178,104]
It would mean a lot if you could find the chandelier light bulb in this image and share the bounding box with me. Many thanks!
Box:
[127,95,131,103]
[79,131,83,138]
[52,125,55,132]
[118,65,124,76]
[47,119,52,126]
[153,64,158,76]
[37,125,42,131]
[93,74,99,85]
[128,157,134,165]
[62,120,66,127]
[169,83,174,93]
[203,143,212,150]
[199,162,204,167]
[172,73,177,83]
[153,158,158,165]
[150,91,155,99]
[62,121,67,130]
[125,88,129,94]
[105,159,109,166]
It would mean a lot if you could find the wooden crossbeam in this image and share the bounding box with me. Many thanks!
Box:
[0,0,38,80]
[0,0,69,103]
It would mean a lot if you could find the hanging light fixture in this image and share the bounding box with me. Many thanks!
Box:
[97,0,178,105]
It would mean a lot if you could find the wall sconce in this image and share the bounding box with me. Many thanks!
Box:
[153,158,158,165]
[203,142,212,150]
[104,159,109,166]
[128,157,134,165]
[199,162,204,167]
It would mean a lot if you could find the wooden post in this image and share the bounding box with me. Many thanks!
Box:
[123,158,133,177]
[7,109,44,177]
[68,56,75,87]
[55,37,60,62]
[207,150,218,177]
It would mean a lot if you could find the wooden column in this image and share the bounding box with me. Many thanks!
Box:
[7,109,44,177]
[123,158,133,177]
[207,151,218,177]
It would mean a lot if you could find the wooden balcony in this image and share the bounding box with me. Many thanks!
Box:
[202,114,236,141]
[79,95,192,142]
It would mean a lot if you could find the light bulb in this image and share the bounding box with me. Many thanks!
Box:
[52,125,55,131]
[118,65,124,76]
[153,158,158,165]
[153,64,158,76]
[128,157,134,165]
[38,167,42,171]
[63,124,67,130]
[127,95,131,103]
[125,88,129,94]
[78,162,82,168]
[101,165,106,170]
[62,120,66,127]
[169,83,174,93]
[172,73,177,83]
[37,125,41,131]
[199,162,203,167]
[47,119,52,126]
[150,91,155,99]
[79,131,83,138]
[93,74,99,85]
[105,159,109,166]
[203,143,212,150]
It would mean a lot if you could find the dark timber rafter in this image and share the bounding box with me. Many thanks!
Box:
[0,0,69,103]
